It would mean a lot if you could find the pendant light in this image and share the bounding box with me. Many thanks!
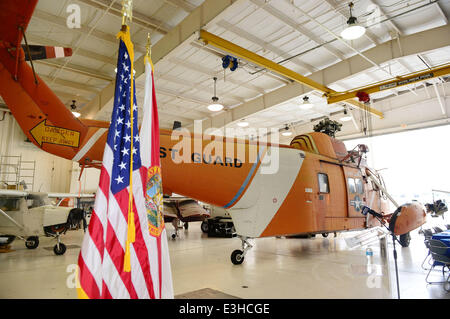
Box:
[281,125,292,136]
[300,96,314,109]
[340,2,366,40]
[70,100,81,118]
[237,119,249,127]
[208,77,224,112]
[340,109,352,122]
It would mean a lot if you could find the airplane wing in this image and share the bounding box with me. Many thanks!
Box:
[163,196,193,202]
[0,0,38,44]
[0,189,28,197]
[0,189,95,198]
[47,193,95,198]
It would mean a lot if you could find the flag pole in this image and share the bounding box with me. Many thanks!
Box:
[145,33,154,70]
[120,0,135,273]
[146,33,151,58]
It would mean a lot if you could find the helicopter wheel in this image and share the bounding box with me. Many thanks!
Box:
[322,233,329,238]
[399,232,411,247]
[201,221,209,233]
[231,249,244,265]
[53,243,66,255]
[184,222,189,230]
[25,236,39,249]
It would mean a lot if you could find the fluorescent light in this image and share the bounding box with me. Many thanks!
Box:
[237,120,249,127]
[72,111,81,118]
[207,103,224,112]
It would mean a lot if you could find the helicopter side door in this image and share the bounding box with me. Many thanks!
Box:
[343,167,366,218]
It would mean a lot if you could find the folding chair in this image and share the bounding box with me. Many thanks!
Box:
[425,239,450,292]
[421,229,435,270]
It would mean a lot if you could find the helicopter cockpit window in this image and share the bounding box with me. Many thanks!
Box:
[371,181,379,192]
[0,197,20,211]
[318,173,330,194]
[355,178,364,194]
[347,178,356,194]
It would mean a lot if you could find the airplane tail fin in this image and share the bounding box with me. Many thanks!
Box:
[0,0,88,161]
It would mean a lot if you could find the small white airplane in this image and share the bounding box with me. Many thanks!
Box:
[0,189,94,255]
[163,196,210,239]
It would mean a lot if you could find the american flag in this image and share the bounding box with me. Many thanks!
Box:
[77,27,164,299]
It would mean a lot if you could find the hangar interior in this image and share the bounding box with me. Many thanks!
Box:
[0,0,450,299]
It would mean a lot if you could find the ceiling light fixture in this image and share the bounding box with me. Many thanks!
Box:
[70,100,81,118]
[300,96,314,109]
[208,77,224,112]
[281,125,293,136]
[237,119,249,127]
[340,2,366,40]
[340,109,352,122]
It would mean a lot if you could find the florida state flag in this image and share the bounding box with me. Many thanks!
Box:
[139,51,174,299]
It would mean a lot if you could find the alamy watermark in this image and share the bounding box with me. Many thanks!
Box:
[66,4,81,29]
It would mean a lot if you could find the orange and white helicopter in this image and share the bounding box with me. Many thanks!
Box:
[0,0,427,264]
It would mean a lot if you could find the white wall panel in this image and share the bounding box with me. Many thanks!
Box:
[0,113,72,193]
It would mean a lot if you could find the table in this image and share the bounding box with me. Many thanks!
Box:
[432,231,450,241]
[432,231,450,257]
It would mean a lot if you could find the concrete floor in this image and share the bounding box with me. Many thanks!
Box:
[0,224,448,299]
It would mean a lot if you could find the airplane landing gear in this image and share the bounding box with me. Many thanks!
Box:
[44,226,67,255]
[52,231,67,255]
[53,242,67,255]
[25,236,39,249]
[231,236,253,265]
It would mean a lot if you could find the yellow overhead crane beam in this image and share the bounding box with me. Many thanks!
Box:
[199,29,384,119]
[326,64,450,104]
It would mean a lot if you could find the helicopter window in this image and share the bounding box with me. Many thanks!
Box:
[355,178,364,194]
[371,181,379,192]
[347,178,356,194]
[318,173,330,193]
[0,197,19,211]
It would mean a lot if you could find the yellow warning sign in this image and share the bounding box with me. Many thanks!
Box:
[30,120,80,148]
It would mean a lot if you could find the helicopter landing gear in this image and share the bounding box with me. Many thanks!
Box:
[399,232,411,247]
[231,236,253,265]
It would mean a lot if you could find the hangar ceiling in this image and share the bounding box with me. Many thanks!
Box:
[16,0,450,143]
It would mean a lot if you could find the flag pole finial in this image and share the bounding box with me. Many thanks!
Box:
[121,0,133,28]
[146,33,151,58]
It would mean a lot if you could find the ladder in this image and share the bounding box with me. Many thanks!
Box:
[0,155,36,190]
